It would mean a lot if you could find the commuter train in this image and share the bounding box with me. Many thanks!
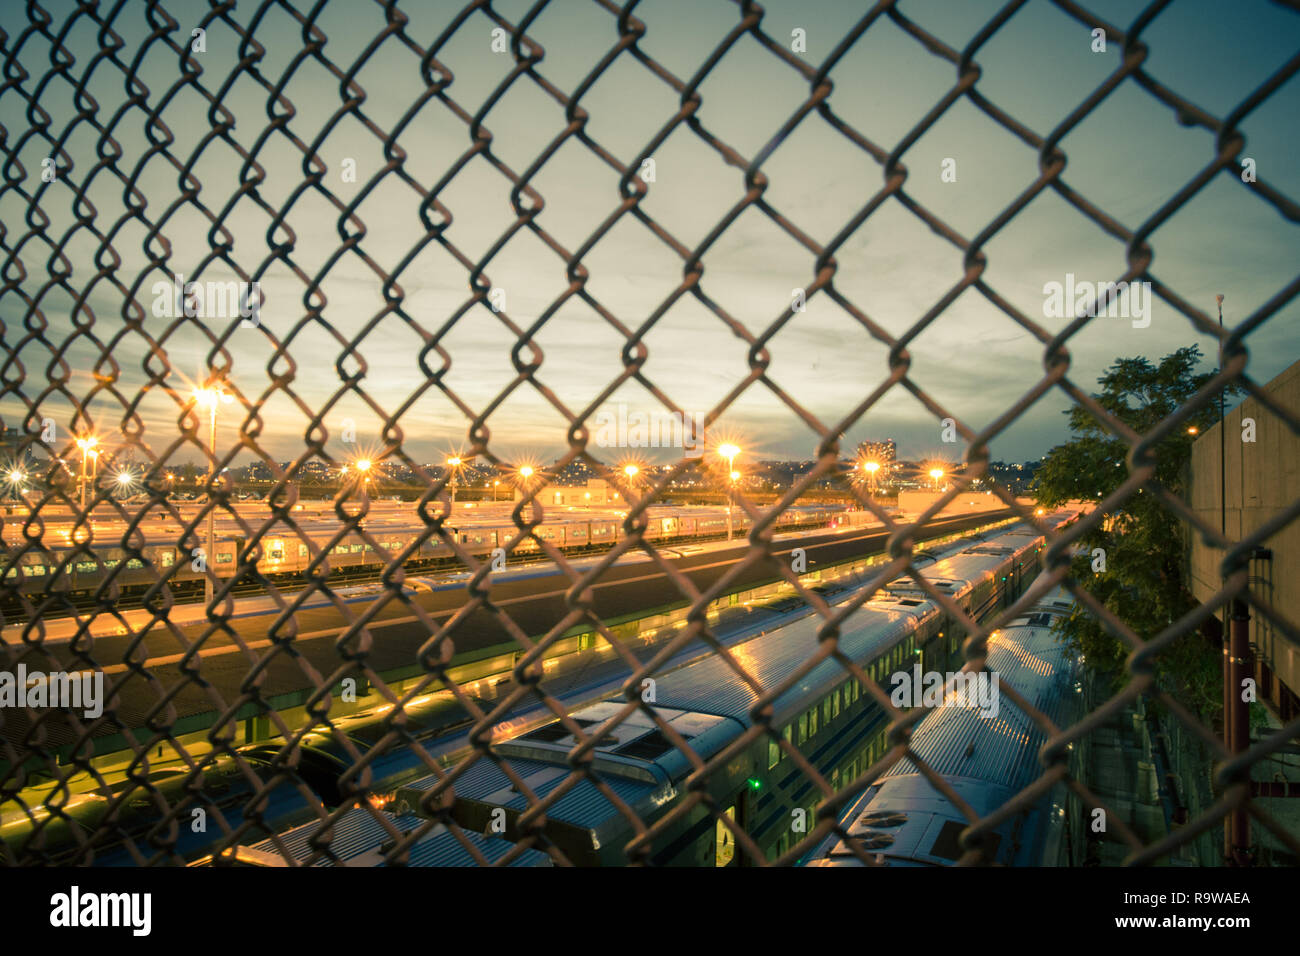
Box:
[802,584,1079,867]
[0,510,1070,866]
[191,802,552,867]
[0,505,875,598]
[384,513,1077,866]
[0,688,487,866]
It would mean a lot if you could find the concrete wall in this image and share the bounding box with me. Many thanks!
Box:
[1187,358,1300,718]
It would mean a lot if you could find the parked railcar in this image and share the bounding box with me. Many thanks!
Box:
[193,802,551,867]
[388,515,1071,865]
[802,584,1079,867]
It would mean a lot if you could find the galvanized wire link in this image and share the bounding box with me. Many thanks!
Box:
[0,0,1297,867]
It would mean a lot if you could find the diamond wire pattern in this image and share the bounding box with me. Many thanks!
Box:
[0,0,1296,866]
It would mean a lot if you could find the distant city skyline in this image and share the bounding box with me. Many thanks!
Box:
[2,0,1296,471]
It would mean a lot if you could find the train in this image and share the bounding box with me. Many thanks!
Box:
[802,584,1079,867]
[191,802,552,867]
[0,505,877,598]
[383,511,1079,866]
[0,509,1071,866]
[0,688,487,866]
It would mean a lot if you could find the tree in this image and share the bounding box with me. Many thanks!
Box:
[1033,346,1234,719]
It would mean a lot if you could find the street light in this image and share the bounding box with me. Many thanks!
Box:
[447,456,462,503]
[354,458,373,502]
[194,383,234,606]
[75,435,98,509]
[5,467,25,502]
[929,467,944,491]
[864,460,880,495]
[717,444,741,541]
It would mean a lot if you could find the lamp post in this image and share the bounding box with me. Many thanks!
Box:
[6,468,25,502]
[194,384,234,606]
[718,444,740,541]
[445,457,462,503]
[355,458,372,502]
[929,467,944,491]
[864,460,880,496]
[75,436,98,510]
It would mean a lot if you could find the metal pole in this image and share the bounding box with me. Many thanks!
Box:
[1217,294,1230,860]
[205,402,217,607]
[79,448,88,510]
[725,453,738,541]
[1229,597,1252,865]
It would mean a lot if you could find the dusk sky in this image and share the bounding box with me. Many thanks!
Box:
[1,0,1297,474]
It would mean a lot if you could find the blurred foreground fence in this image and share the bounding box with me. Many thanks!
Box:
[1,0,1299,867]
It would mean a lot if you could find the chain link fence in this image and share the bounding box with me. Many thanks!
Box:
[1,0,1298,867]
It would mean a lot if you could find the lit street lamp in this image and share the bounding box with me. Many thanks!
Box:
[929,467,944,491]
[354,458,373,501]
[447,456,462,503]
[75,435,98,509]
[864,459,880,495]
[623,463,641,497]
[194,383,234,605]
[5,467,25,501]
[718,443,740,541]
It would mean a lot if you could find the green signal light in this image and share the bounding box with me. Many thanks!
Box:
[746,777,762,792]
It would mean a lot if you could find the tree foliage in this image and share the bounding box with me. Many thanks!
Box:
[1034,346,1234,719]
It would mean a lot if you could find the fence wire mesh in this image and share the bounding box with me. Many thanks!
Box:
[1,0,1298,868]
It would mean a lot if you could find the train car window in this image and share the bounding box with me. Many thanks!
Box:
[126,559,143,569]
[831,689,841,719]
[217,553,233,564]
[782,724,792,746]
[767,738,779,770]
[822,697,832,725]
[160,550,175,567]
[299,544,309,557]
[75,561,97,573]
[797,713,807,744]
[808,707,818,737]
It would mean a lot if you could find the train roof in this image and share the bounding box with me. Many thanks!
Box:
[401,751,663,836]
[646,600,936,724]
[805,585,1076,866]
[232,803,551,866]
[883,521,1047,595]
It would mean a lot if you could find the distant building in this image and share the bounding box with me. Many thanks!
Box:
[1187,358,1300,721]
[515,477,618,507]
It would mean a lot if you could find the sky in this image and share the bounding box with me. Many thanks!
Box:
[1,0,1297,477]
